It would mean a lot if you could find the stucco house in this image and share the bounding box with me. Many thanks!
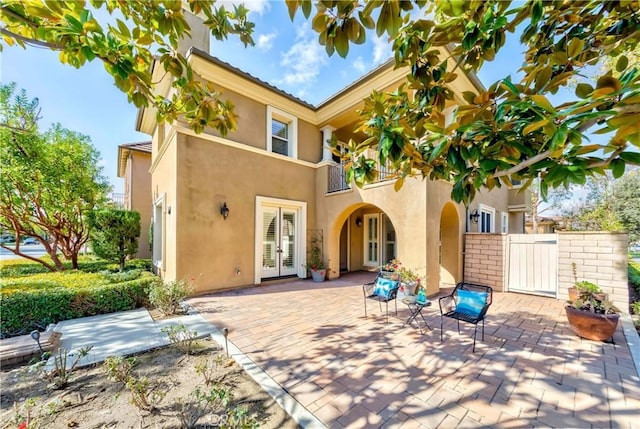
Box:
[117,141,152,259]
[132,20,529,296]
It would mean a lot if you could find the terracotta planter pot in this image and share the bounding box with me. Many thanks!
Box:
[565,305,619,341]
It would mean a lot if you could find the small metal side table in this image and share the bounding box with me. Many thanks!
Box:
[402,298,432,334]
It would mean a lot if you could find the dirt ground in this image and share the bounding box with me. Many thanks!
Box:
[0,339,298,428]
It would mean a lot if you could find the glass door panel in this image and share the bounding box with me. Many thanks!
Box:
[262,209,278,278]
[364,214,379,266]
[261,207,298,278]
[280,210,297,276]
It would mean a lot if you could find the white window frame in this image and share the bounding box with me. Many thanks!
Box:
[501,211,509,233]
[255,196,307,284]
[266,106,297,159]
[152,194,165,270]
[479,204,496,233]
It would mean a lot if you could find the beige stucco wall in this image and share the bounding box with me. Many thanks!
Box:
[469,187,511,233]
[129,151,152,258]
[198,85,323,163]
[316,164,522,296]
[426,180,466,294]
[151,133,178,282]
[557,232,629,311]
[172,132,317,293]
[463,233,508,292]
[316,168,432,290]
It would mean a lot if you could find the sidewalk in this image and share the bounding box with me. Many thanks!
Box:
[44,308,217,370]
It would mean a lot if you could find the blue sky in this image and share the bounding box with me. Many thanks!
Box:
[1,1,525,192]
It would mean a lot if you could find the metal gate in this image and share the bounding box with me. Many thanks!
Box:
[507,234,558,297]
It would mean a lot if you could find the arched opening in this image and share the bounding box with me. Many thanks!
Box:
[439,202,460,288]
[331,203,397,274]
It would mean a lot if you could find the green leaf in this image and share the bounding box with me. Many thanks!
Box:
[616,55,629,73]
[116,19,130,39]
[285,0,298,20]
[531,0,543,25]
[620,152,640,164]
[567,37,584,58]
[575,83,593,99]
[301,0,312,18]
[611,159,625,178]
[334,29,349,58]
[523,119,549,135]
[530,95,555,113]
[500,79,519,96]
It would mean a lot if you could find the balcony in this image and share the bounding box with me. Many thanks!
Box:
[326,150,397,194]
[328,163,350,193]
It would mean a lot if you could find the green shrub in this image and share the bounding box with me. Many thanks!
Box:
[629,261,640,293]
[0,272,155,338]
[0,256,152,277]
[148,278,195,316]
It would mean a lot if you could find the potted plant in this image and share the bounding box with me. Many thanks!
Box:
[381,259,423,301]
[304,244,327,282]
[565,281,620,341]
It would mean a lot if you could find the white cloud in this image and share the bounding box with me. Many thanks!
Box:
[257,32,277,51]
[277,23,327,88]
[218,0,270,15]
[372,35,392,65]
[352,56,367,73]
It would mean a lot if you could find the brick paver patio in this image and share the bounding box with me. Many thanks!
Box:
[188,272,640,428]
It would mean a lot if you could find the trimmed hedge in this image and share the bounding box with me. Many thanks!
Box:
[630,260,640,294]
[0,259,157,338]
[0,256,152,278]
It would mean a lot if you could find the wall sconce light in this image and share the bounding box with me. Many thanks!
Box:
[470,209,480,224]
[355,216,362,227]
[220,202,230,220]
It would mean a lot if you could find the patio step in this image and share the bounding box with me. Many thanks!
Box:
[0,324,61,368]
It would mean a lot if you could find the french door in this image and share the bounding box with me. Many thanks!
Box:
[256,197,306,282]
[363,213,396,267]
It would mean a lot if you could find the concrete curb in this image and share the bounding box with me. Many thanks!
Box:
[620,313,640,377]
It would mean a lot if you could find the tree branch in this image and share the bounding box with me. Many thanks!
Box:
[0,28,64,50]
[491,149,553,179]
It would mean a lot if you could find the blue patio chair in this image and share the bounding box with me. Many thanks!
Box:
[439,282,493,352]
[363,271,401,323]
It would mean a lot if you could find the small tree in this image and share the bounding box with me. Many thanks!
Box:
[0,83,110,270]
[611,169,640,244]
[88,209,141,271]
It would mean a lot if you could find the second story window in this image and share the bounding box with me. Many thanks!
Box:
[266,106,297,158]
[271,119,289,156]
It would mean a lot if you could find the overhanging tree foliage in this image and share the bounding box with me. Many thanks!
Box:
[287,0,640,204]
[0,83,110,270]
[88,209,141,271]
[2,1,639,204]
[1,0,254,135]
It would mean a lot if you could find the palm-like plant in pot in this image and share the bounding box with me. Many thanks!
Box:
[565,281,620,342]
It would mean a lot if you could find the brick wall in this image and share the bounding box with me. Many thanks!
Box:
[557,232,629,311]
[463,232,629,311]
[463,233,508,292]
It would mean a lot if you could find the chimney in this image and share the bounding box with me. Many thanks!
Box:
[177,10,210,56]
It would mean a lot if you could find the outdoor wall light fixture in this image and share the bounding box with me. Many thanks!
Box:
[355,216,362,227]
[470,209,480,224]
[220,202,230,220]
